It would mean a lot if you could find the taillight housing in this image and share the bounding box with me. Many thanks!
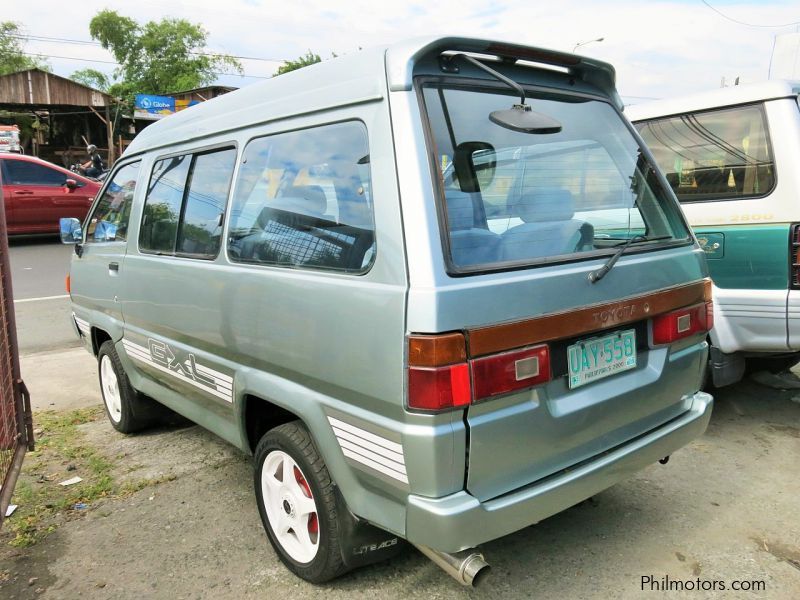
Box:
[471,344,550,402]
[790,223,800,289]
[407,333,551,412]
[651,301,713,345]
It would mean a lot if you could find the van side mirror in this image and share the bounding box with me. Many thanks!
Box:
[65,178,78,191]
[60,217,82,244]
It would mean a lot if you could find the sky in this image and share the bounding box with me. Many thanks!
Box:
[4,0,800,104]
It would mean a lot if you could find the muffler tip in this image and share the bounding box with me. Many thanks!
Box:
[462,555,491,586]
[413,544,491,587]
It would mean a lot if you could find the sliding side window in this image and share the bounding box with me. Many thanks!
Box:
[140,147,236,258]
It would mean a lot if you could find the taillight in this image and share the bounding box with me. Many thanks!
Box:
[651,301,713,345]
[790,223,800,289]
[408,333,470,411]
[471,344,550,402]
[407,334,551,412]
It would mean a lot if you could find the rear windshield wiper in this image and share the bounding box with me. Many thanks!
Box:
[588,235,672,283]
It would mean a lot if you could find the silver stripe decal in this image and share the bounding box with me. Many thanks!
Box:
[327,415,407,484]
[338,438,407,475]
[195,363,233,384]
[331,426,405,465]
[122,340,233,403]
[327,416,403,454]
[341,448,409,484]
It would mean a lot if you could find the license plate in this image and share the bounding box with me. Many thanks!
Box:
[567,329,637,389]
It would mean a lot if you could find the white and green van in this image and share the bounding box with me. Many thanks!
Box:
[628,81,800,386]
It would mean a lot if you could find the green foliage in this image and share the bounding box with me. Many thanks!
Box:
[87,10,242,101]
[70,68,110,91]
[0,21,49,75]
[274,50,322,76]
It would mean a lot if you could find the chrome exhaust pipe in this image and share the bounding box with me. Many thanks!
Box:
[413,544,490,587]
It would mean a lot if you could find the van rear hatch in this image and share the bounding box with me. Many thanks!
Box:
[408,77,710,501]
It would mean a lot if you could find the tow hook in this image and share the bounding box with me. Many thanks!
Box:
[659,456,670,465]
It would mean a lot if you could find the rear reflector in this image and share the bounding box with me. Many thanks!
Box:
[651,302,713,345]
[407,363,471,411]
[65,274,71,294]
[470,344,550,402]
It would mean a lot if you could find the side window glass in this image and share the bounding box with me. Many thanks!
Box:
[140,155,191,253]
[636,104,775,202]
[176,148,236,258]
[4,160,67,186]
[85,161,141,243]
[228,121,375,273]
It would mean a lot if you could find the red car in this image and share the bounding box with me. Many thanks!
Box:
[0,153,100,234]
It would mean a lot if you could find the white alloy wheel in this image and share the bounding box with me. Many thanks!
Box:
[100,354,122,423]
[261,449,320,563]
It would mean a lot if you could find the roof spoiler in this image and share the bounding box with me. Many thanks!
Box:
[385,36,623,111]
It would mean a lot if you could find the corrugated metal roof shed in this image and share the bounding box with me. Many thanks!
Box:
[0,68,112,107]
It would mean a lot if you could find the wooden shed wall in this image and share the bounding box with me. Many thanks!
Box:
[0,70,108,107]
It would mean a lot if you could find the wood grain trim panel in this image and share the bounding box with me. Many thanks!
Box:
[467,279,711,357]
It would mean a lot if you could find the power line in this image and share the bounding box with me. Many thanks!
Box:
[700,0,800,28]
[9,32,287,63]
[21,51,272,79]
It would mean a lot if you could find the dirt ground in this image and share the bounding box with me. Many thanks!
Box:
[1,373,799,599]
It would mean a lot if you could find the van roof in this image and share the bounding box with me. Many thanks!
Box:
[124,36,620,157]
[626,79,800,122]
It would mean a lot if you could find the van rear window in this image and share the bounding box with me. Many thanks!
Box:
[227,121,375,274]
[635,104,775,202]
[420,84,690,272]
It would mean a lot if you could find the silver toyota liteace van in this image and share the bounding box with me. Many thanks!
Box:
[61,36,713,586]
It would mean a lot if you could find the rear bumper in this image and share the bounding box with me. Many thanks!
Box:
[405,390,713,553]
[712,286,788,353]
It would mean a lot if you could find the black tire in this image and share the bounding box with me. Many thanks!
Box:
[97,340,156,434]
[254,421,348,583]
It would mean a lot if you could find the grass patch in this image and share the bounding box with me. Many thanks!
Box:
[3,407,159,548]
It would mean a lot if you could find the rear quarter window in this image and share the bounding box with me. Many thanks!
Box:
[227,121,375,274]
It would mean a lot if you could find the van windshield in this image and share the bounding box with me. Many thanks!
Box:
[421,84,690,271]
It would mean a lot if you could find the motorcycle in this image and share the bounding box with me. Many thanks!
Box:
[69,163,109,182]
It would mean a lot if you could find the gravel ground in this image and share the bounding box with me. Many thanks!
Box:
[1,374,799,599]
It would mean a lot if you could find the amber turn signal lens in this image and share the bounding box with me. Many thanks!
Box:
[408,333,467,368]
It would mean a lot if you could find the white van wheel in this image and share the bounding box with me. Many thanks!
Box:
[97,341,152,434]
[261,450,320,563]
[254,421,348,583]
[100,354,122,423]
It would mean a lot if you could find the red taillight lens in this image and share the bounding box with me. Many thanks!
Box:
[470,344,550,402]
[652,301,713,345]
[407,364,472,411]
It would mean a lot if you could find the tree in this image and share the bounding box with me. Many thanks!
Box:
[70,68,110,91]
[273,50,322,76]
[87,10,242,101]
[0,21,49,76]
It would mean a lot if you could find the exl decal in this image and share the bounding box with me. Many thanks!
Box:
[122,338,234,403]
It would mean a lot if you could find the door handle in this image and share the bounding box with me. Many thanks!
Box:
[13,190,33,195]
[108,262,119,273]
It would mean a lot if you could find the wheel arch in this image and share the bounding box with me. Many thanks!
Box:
[243,394,301,453]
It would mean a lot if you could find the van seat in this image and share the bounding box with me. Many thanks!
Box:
[239,186,374,271]
[446,190,500,266]
[501,188,589,261]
